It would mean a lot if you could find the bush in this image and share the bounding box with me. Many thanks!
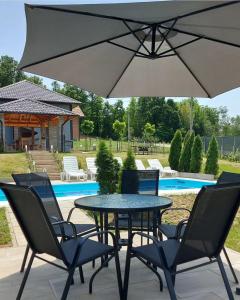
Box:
[96,141,120,194]
[205,136,219,175]
[190,135,203,173]
[122,148,137,170]
[168,130,182,170]
[178,131,195,172]
[118,148,137,192]
[183,130,191,146]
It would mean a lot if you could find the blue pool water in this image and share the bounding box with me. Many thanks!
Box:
[0,178,215,202]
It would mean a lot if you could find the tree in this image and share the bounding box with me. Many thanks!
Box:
[205,136,219,175]
[168,130,182,171]
[122,148,137,170]
[96,141,120,194]
[0,55,26,87]
[143,123,156,142]
[179,131,195,172]
[190,135,203,173]
[27,75,44,86]
[80,120,94,151]
[113,120,126,151]
[118,148,137,192]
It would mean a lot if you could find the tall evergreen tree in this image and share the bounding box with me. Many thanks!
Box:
[190,135,203,173]
[96,141,120,194]
[179,131,195,172]
[169,130,182,171]
[205,136,219,175]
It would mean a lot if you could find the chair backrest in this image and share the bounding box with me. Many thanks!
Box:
[86,157,96,169]
[135,159,145,170]
[0,183,65,260]
[217,171,240,184]
[63,156,79,172]
[175,183,240,265]
[147,159,163,171]
[114,157,123,166]
[121,170,159,196]
[12,172,63,221]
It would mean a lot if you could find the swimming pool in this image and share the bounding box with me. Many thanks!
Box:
[0,178,215,202]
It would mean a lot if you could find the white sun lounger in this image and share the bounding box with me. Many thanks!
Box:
[86,157,97,180]
[63,156,87,181]
[147,159,177,177]
[135,159,146,170]
[114,157,123,166]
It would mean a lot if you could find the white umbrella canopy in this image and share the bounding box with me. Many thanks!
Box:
[19,1,240,98]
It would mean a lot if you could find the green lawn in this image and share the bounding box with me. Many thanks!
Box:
[0,208,12,246]
[0,153,29,179]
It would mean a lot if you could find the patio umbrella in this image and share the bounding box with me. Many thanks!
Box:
[19,1,240,98]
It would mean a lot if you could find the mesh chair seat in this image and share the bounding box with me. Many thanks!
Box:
[133,239,180,268]
[61,237,114,266]
[53,223,96,238]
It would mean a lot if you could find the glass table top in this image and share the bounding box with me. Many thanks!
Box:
[75,194,172,212]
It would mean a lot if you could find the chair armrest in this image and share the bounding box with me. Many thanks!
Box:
[175,219,188,240]
[68,207,99,228]
[159,208,191,223]
[52,220,77,239]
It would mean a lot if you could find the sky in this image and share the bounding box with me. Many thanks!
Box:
[1,0,240,116]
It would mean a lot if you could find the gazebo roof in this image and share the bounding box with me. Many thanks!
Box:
[0,98,80,116]
[0,80,80,104]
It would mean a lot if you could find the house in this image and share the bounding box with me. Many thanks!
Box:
[0,80,84,152]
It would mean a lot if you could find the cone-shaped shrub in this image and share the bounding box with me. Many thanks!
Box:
[190,135,203,173]
[168,130,182,171]
[96,141,120,194]
[183,130,191,146]
[118,148,137,192]
[178,131,195,172]
[205,136,219,175]
[122,148,137,170]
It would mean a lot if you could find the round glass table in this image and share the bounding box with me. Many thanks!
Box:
[75,194,172,246]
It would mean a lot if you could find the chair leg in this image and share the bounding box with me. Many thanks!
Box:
[61,268,75,300]
[163,269,177,300]
[92,259,95,268]
[17,252,35,300]
[123,248,132,300]
[217,255,234,300]
[223,247,239,284]
[20,244,30,273]
[79,266,84,283]
[114,248,123,299]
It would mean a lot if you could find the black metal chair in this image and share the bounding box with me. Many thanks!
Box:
[124,183,240,300]
[12,172,99,273]
[113,170,159,245]
[158,171,240,284]
[0,183,122,300]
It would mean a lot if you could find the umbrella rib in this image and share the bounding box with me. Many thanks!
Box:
[156,19,178,55]
[106,29,151,98]
[122,21,151,55]
[19,26,150,70]
[27,4,149,26]
[157,28,211,98]
[155,1,240,27]
[159,25,240,50]
[107,41,149,58]
[157,36,202,57]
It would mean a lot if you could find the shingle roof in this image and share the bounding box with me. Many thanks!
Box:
[0,80,79,104]
[0,98,79,116]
